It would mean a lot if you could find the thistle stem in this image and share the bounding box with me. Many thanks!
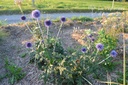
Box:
[92,50,99,62]
[18,5,24,15]
[123,12,126,85]
[47,27,49,38]
[37,19,44,39]
[98,56,111,64]
[82,76,92,85]
[31,47,37,66]
[56,22,63,38]
[53,23,63,52]
[123,25,126,85]
[107,72,111,85]
[25,22,33,34]
[123,35,126,85]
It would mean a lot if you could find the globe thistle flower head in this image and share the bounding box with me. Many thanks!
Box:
[42,40,44,44]
[32,10,41,19]
[81,47,87,53]
[26,42,32,48]
[21,15,26,21]
[110,50,117,57]
[60,16,66,22]
[91,38,95,42]
[96,43,104,51]
[44,19,52,27]
[88,34,93,38]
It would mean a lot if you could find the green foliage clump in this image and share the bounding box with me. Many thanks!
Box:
[0,59,25,85]
[96,29,117,56]
[0,20,7,26]
[72,16,93,22]
[0,29,8,43]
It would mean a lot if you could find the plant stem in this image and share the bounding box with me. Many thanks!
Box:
[123,19,126,85]
[18,5,24,15]
[18,3,33,34]
[98,56,111,64]
[107,72,111,85]
[47,27,49,38]
[53,22,63,52]
[98,80,123,85]
[111,0,114,9]
[56,22,63,38]
[24,22,33,34]
[37,19,44,39]
[92,50,99,62]
[17,3,33,35]
[123,12,126,85]
[82,76,92,85]
[123,39,126,84]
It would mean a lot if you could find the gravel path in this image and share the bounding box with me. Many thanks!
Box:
[0,12,109,24]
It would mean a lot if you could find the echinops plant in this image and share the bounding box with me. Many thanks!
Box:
[20,9,120,85]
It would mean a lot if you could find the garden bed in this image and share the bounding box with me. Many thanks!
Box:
[0,12,128,85]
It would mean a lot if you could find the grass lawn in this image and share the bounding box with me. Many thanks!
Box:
[0,0,128,14]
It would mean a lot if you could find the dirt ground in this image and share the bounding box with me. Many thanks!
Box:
[0,20,127,85]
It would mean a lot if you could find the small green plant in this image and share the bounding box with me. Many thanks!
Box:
[0,29,8,43]
[0,20,7,26]
[71,16,93,22]
[0,58,25,85]
[84,29,119,73]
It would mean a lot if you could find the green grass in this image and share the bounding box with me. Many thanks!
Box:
[53,16,93,22]
[0,0,128,14]
[71,16,93,22]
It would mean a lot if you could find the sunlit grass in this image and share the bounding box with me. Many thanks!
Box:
[0,0,128,14]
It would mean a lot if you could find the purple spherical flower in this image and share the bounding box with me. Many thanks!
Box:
[110,50,117,57]
[96,43,104,51]
[26,42,32,48]
[44,19,52,27]
[60,16,66,22]
[81,47,87,53]
[88,34,93,38]
[31,10,41,18]
[21,15,26,21]
[91,38,95,42]
[42,40,44,43]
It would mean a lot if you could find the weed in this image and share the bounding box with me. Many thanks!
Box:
[72,16,93,22]
[0,20,7,26]
[0,58,25,85]
[0,29,8,43]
